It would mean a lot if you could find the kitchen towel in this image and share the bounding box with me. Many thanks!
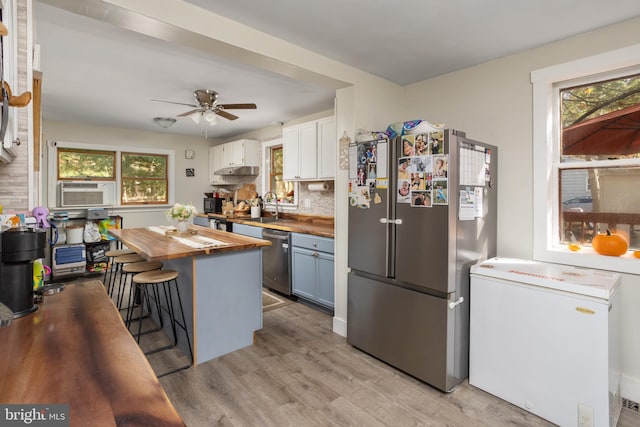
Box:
[172,235,229,249]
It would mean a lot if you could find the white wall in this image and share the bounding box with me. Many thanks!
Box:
[402,16,640,401]
[42,120,216,228]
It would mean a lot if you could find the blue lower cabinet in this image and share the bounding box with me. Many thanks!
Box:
[291,233,334,310]
[316,252,335,308]
[232,223,263,238]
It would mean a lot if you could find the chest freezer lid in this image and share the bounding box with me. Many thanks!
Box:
[470,257,621,299]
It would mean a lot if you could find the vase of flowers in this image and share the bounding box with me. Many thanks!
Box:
[167,202,197,233]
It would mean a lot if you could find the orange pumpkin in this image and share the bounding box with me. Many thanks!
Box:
[592,230,628,257]
[634,251,640,259]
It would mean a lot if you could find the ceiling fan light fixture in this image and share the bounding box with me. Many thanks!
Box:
[204,110,218,126]
[153,117,176,128]
[189,111,202,124]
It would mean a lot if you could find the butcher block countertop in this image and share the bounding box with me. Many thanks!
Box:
[0,280,185,426]
[204,213,335,238]
[109,226,270,262]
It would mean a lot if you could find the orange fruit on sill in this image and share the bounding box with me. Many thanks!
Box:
[568,243,581,252]
[634,251,640,258]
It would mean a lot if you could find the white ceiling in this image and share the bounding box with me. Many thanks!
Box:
[33,0,640,140]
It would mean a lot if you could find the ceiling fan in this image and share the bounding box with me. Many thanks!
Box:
[153,89,257,124]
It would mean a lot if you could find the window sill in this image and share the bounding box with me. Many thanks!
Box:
[534,246,640,276]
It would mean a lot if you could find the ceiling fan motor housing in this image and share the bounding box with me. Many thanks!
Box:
[195,89,218,107]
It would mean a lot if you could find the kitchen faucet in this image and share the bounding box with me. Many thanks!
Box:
[264,192,279,220]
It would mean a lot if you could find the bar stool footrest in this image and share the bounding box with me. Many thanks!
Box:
[156,363,192,378]
[144,344,175,356]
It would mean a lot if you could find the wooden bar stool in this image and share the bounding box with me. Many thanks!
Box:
[111,253,145,309]
[132,269,193,377]
[121,261,163,328]
[103,248,135,295]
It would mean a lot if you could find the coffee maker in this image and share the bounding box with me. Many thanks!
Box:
[0,227,47,318]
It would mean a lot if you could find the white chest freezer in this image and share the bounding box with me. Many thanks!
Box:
[469,257,621,427]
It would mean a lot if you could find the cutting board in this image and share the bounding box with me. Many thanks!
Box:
[235,183,257,202]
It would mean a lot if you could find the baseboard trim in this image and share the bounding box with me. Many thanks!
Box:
[333,316,347,337]
[621,374,640,404]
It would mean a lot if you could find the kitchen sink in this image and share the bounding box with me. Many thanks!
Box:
[250,217,292,224]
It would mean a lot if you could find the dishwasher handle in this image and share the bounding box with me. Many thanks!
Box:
[262,231,289,241]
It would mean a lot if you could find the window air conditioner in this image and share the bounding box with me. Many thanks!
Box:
[58,181,116,207]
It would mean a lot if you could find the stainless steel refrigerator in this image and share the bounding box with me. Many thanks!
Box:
[347,128,497,392]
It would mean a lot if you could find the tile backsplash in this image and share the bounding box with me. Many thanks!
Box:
[296,181,335,216]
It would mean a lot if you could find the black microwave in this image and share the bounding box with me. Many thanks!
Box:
[203,197,223,214]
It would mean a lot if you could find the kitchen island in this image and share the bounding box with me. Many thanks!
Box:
[109,226,270,365]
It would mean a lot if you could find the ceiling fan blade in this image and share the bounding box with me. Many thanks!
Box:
[215,109,239,120]
[152,99,199,108]
[218,103,257,110]
[177,108,203,117]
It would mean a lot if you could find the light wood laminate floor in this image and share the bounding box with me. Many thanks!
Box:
[156,301,639,427]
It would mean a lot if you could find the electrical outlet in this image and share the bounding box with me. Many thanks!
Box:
[304,198,311,208]
[578,402,594,427]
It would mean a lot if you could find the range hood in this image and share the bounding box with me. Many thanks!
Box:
[214,166,259,176]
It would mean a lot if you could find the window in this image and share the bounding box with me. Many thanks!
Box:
[262,139,297,207]
[57,148,115,180]
[269,146,295,204]
[50,141,174,207]
[532,43,640,274]
[559,74,640,248]
[121,152,168,205]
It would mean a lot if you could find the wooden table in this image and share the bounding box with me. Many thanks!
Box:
[0,281,185,427]
[109,226,270,364]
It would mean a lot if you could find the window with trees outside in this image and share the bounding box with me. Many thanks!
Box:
[269,146,295,204]
[57,148,115,180]
[53,143,173,206]
[559,73,640,250]
[262,140,297,207]
[532,44,640,274]
[121,152,168,205]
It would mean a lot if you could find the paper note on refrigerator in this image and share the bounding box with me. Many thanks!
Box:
[459,190,475,220]
[349,145,358,178]
[459,144,486,186]
[474,187,484,217]
[377,141,388,178]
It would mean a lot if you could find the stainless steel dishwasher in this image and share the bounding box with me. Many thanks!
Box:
[261,228,291,295]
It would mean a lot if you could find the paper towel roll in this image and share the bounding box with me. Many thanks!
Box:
[308,182,329,192]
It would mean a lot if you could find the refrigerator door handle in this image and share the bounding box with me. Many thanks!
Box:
[379,218,403,225]
[448,296,464,309]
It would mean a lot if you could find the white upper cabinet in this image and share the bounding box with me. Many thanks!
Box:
[209,145,226,185]
[317,116,336,180]
[221,139,260,168]
[283,117,335,181]
[209,139,259,185]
